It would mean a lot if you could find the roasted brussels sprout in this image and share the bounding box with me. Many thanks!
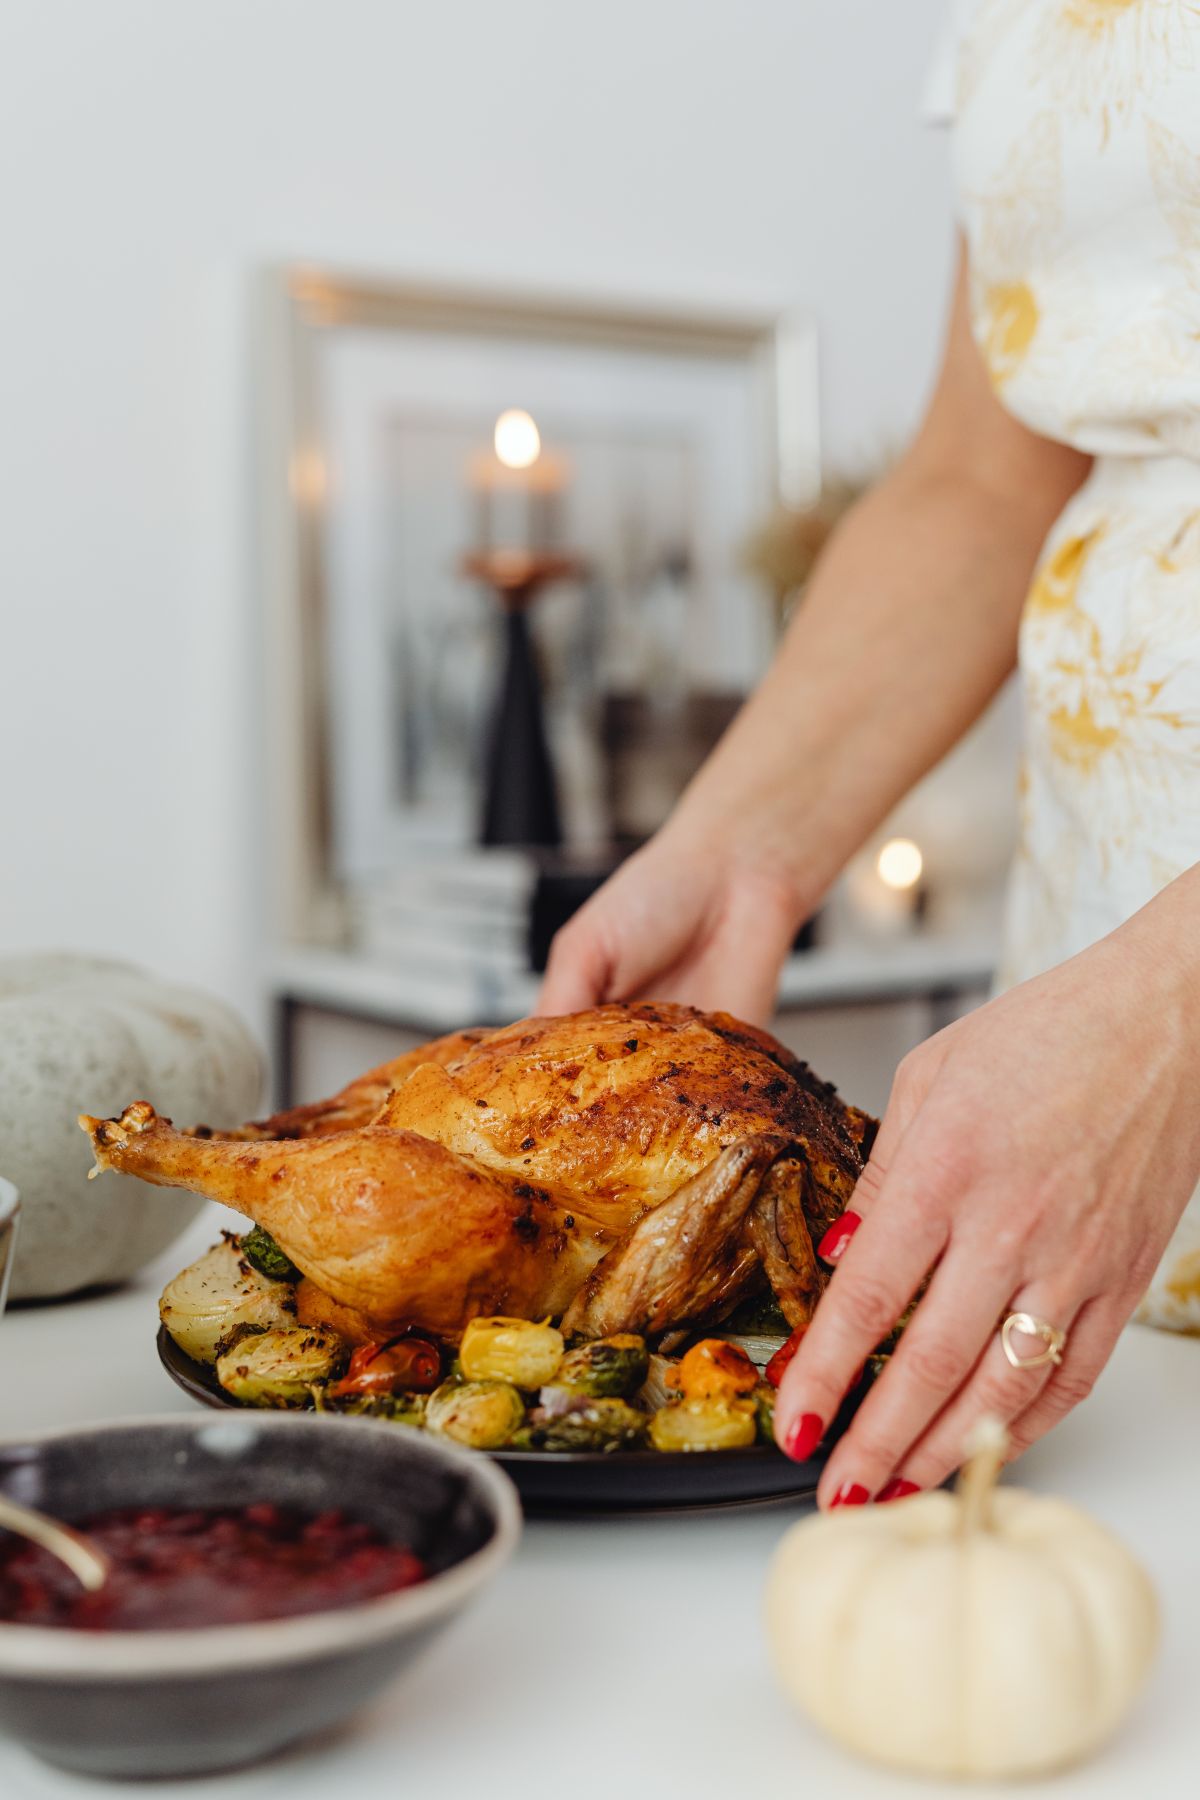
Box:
[318,1390,428,1427]
[216,1325,346,1407]
[459,1317,564,1389]
[553,1334,649,1398]
[521,1396,648,1453]
[752,1381,777,1444]
[649,1398,757,1453]
[159,1239,297,1365]
[425,1379,526,1449]
[723,1291,791,1337]
[672,1338,759,1403]
[240,1225,301,1283]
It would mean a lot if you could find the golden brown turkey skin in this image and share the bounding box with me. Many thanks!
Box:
[202,1027,489,1142]
[375,1003,863,1243]
[81,1101,609,1337]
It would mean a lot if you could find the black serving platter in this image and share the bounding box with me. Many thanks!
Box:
[158,1328,863,1513]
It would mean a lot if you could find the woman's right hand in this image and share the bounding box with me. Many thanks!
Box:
[536,827,803,1024]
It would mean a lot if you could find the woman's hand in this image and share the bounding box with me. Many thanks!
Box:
[537,827,804,1023]
[774,883,1200,1504]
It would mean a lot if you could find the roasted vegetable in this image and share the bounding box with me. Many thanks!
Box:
[519,1396,648,1453]
[672,1338,759,1403]
[159,1238,296,1364]
[765,1324,808,1388]
[318,1390,428,1427]
[216,1325,345,1406]
[636,1353,680,1412]
[330,1335,441,1398]
[425,1379,525,1449]
[459,1317,564,1389]
[240,1225,301,1283]
[752,1381,777,1444]
[553,1334,648,1398]
[724,1291,790,1337]
[650,1398,757,1453]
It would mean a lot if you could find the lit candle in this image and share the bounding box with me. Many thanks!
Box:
[847,837,926,938]
[469,409,568,553]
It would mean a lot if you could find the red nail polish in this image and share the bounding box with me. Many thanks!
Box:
[817,1211,862,1263]
[783,1412,824,1461]
[830,1482,870,1508]
[877,1478,921,1503]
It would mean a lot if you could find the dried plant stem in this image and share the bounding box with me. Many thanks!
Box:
[956,1416,1009,1535]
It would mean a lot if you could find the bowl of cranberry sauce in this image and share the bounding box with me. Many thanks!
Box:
[1,1501,429,1631]
[0,1414,520,1778]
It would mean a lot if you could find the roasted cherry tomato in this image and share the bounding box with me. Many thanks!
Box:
[765,1325,808,1389]
[330,1335,441,1398]
[670,1338,758,1403]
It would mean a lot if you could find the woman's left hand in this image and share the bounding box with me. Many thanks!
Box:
[773,884,1200,1505]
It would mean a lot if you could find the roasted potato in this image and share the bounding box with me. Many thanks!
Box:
[459,1317,564,1389]
[649,1397,757,1453]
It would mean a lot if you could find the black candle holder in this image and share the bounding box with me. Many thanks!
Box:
[463,549,584,851]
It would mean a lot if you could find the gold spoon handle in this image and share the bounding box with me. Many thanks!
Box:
[0,1495,111,1592]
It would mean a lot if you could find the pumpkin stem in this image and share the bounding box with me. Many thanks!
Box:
[956,1415,1008,1533]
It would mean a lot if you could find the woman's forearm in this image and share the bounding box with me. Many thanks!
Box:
[665,251,1091,919]
[668,460,1059,908]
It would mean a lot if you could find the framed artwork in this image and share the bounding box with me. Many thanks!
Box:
[260,267,819,945]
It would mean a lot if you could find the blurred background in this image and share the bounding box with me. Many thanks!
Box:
[0,0,1014,1118]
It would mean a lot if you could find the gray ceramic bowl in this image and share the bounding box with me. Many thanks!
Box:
[0,1413,521,1777]
[0,1180,17,1317]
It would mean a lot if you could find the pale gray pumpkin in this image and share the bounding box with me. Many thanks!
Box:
[0,954,262,1299]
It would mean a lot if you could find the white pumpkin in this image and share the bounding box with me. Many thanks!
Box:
[0,954,262,1299]
[765,1419,1159,1781]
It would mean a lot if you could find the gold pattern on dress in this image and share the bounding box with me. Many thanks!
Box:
[979,281,1040,386]
[1019,507,1198,914]
[1064,0,1141,27]
[967,111,1063,390]
[1037,0,1199,134]
[1024,527,1102,616]
[1165,1248,1200,1305]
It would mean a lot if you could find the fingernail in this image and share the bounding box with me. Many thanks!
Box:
[817,1211,862,1263]
[877,1478,921,1503]
[830,1482,870,1508]
[783,1412,824,1461]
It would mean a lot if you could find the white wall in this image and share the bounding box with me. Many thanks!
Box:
[0,0,954,1018]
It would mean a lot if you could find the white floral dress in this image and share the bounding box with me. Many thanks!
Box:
[930,0,1200,1330]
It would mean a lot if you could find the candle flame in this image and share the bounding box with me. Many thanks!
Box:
[876,837,923,891]
[494,409,541,470]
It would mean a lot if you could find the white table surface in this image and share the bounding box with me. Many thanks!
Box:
[2,1209,1196,1800]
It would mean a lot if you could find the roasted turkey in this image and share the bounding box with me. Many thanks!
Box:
[80,1002,875,1342]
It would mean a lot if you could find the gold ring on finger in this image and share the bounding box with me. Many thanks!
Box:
[1000,1311,1067,1370]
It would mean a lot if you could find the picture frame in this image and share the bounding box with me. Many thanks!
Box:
[259,266,820,947]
